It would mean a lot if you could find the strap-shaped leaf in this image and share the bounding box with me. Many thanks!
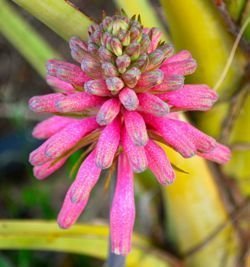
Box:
[12,0,92,40]
[0,220,181,267]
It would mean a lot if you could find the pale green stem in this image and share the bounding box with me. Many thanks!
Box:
[0,0,59,76]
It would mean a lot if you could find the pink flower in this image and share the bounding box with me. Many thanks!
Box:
[29,13,230,255]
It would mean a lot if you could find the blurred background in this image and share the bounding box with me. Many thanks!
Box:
[0,0,249,267]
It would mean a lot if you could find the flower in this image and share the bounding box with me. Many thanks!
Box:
[29,13,231,255]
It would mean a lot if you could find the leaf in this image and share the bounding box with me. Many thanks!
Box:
[0,220,180,267]
[12,0,93,40]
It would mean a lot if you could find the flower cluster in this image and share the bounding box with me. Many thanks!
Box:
[29,13,230,255]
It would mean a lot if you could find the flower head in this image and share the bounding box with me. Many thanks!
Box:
[29,13,230,255]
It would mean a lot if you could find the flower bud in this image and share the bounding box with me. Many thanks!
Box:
[88,42,98,53]
[102,16,113,31]
[112,19,129,35]
[98,46,114,62]
[101,32,112,48]
[116,54,131,73]
[84,79,111,96]
[88,23,99,35]
[148,27,162,52]
[110,37,123,56]
[81,55,101,78]
[125,42,140,60]
[122,67,141,88]
[136,70,164,90]
[132,53,149,71]
[121,31,131,46]
[102,62,118,77]
[130,26,142,42]
[119,88,139,111]
[140,34,151,53]
[90,29,101,44]
[69,37,88,63]
[106,77,124,93]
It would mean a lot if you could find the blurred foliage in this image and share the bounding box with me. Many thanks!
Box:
[0,0,249,266]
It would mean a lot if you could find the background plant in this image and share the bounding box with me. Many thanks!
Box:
[0,0,249,267]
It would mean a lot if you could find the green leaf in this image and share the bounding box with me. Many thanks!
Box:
[12,0,92,40]
[0,220,179,267]
[0,0,59,76]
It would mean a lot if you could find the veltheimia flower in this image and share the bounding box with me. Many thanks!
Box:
[29,13,231,255]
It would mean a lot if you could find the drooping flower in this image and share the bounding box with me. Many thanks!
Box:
[29,12,231,255]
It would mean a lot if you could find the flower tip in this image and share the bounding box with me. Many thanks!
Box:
[112,246,131,256]
[28,97,39,112]
[57,218,71,230]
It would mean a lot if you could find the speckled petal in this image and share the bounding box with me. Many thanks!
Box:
[32,116,77,139]
[45,117,98,159]
[96,98,120,125]
[159,84,218,111]
[198,143,231,164]
[33,157,67,180]
[110,153,135,255]
[69,150,102,203]
[138,93,169,117]
[46,75,75,93]
[47,59,89,86]
[95,117,121,169]
[55,92,104,113]
[122,128,148,173]
[145,140,175,185]
[29,93,62,113]
[124,111,148,146]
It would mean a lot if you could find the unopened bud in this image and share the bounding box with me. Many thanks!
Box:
[121,31,131,46]
[112,19,129,35]
[106,77,124,93]
[125,42,140,60]
[69,37,88,63]
[81,55,101,78]
[101,32,112,49]
[116,54,131,73]
[140,34,151,53]
[130,27,142,42]
[149,27,162,52]
[119,87,139,110]
[122,67,141,88]
[88,42,98,53]
[84,79,110,96]
[90,30,101,45]
[88,23,99,35]
[136,70,164,90]
[110,37,123,56]
[132,53,149,71]
[102,16,113,31]
[102,62,118,77]
[98,46,114,62]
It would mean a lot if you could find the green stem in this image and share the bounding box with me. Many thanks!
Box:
[0,0,59,76]
[11,0,92,40]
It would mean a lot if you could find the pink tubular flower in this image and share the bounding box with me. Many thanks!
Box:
[29,13,231,255]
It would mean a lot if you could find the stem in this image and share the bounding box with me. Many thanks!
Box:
[104,168,126,267]
[104,243,126,267]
